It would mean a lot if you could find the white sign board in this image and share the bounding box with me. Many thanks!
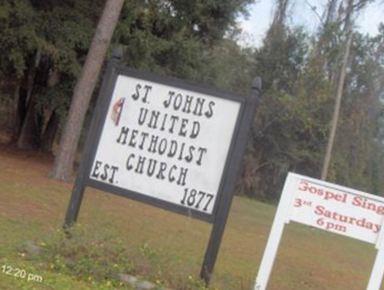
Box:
[254,173,384,290]
[89,74,241,216]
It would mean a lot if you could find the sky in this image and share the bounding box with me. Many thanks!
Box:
[239,0,384,47]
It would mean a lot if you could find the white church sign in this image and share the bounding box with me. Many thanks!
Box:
[88,72,241,217]
[63,62,260,285]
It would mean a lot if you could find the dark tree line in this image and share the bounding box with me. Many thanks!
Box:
[0,0,383,200]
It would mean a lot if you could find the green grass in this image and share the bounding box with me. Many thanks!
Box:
[0,147,382,289]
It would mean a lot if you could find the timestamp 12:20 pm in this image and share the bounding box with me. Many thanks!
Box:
[1,264,43,283]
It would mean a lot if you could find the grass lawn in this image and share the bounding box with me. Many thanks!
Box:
[0,146,382,289]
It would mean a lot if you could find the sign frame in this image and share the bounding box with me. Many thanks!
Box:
[63,59,261,285]
[254,172,384,290]
[65,61,252,223]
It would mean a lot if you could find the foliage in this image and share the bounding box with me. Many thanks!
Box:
[0,0,101,79]
[0,0,383,199]
[0,0,254,151]
[114,0,254,86]
[33,224,135,288]
[0,0,37,77]
[239,20,384,200]
[331,28,384,193]
[239,27,330,200]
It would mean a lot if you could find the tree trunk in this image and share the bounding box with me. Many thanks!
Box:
[16,95,40,149]
[14,49,41,148]
[321,0,354,180]
[41,111,59,152]
[9,82,22,143]
[39,69,61,152]
[51,0,125,181]
[272,0,290,28]
[323,0,339,26]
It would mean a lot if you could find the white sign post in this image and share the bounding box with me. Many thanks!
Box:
[254,172,384,290]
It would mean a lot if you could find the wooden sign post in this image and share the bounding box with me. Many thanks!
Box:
[254,173,384,290]
[64,61,261,285]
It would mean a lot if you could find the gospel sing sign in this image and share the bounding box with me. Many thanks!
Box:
[254,173,384,290]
